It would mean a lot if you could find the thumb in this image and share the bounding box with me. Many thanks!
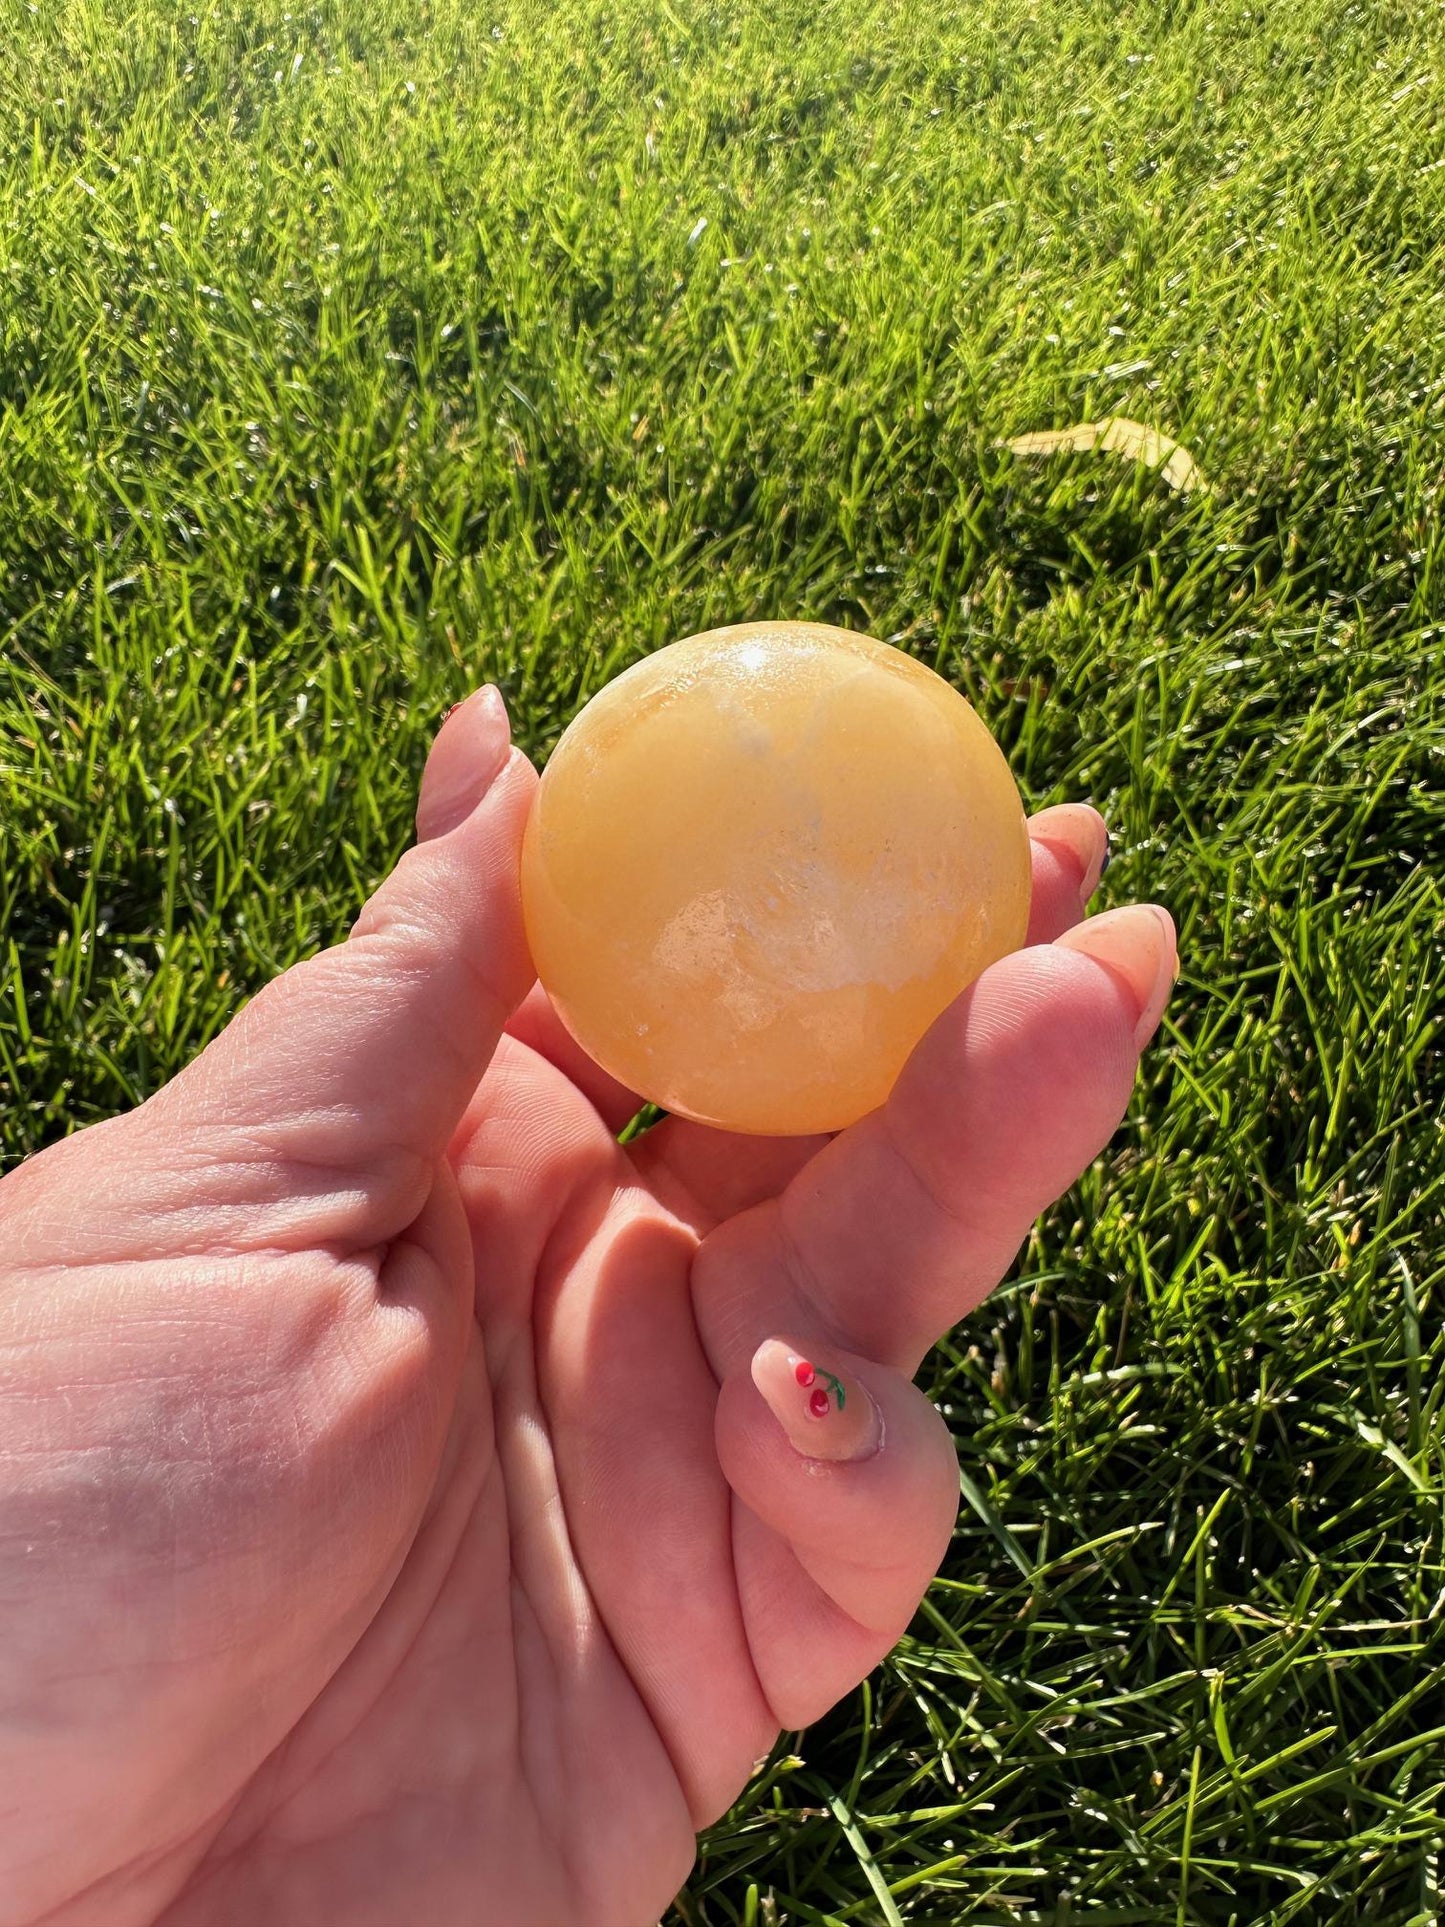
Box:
[145,684,538,1243]
[715,1338,959,1729]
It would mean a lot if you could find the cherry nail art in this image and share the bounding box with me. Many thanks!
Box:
[752,1339,881,1463]
[792,1356,847,1417]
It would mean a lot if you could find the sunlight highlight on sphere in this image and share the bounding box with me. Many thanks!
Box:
[519,621,1031,1136]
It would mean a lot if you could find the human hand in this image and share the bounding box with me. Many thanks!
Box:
[0,687,1175,1927]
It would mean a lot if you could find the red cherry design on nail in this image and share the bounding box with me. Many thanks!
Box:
[808,1388,831,1418]
[794,1360,816,1387]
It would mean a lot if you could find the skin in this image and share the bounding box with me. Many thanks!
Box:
[0,688,1176,1927]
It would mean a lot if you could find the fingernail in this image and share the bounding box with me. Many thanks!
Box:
[418,686,510,840]
[751,1339,883,1464]
[1054,903,1177,1051]
[1030,805,1110,905]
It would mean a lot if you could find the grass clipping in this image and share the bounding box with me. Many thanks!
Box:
[1001,417,1206,493]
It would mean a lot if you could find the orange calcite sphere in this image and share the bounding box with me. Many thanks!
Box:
[519,622,1031,1136]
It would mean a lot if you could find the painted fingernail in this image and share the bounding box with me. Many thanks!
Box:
[1053,903,1177,1051]
[1030,805,1110,905]
[751,1339,883,1464]
[417,686,510,840]
[1100,829,1112,876]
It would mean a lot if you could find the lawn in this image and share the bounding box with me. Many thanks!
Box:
[2,0,1444,1919]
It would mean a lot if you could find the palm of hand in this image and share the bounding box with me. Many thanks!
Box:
[0,691,1171,1927]
[157,1029,955,1927]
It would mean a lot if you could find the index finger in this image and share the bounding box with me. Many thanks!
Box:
[691,902,1177,1376]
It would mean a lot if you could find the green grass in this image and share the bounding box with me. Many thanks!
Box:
[3,0,1444,1918]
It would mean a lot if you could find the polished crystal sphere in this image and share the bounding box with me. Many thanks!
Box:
[519,621,1030,1135]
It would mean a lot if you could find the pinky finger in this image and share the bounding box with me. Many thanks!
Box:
[714,1341,958,1728]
